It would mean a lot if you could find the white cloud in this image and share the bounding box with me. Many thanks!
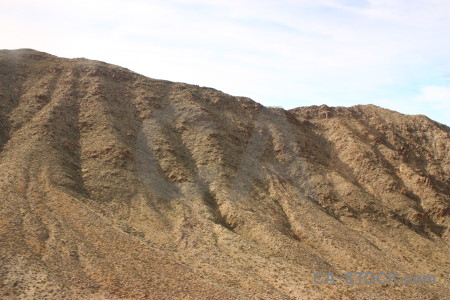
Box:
[413,86,450,125]
[373,86,450,126]
[415,86,450,103]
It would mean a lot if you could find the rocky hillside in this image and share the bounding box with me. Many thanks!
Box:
[0,49,449,299]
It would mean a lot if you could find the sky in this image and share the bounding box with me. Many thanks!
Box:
[1,0,449,126]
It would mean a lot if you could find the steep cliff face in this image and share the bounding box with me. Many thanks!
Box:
[0,49,449,299]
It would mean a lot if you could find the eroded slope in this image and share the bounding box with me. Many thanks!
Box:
[0,49,449,299]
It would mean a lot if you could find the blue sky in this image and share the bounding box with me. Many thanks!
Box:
[1,0,449,125]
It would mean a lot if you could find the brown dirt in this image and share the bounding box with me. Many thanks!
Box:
[0,49,449,299]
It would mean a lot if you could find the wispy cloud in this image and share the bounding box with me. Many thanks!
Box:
[416,86,450,103]
[413,86,450,125]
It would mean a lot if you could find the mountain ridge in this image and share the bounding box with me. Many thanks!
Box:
[0,49,449,299]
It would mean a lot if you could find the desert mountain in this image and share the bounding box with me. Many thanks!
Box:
[0,49,449,299]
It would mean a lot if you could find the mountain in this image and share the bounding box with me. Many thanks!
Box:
[0,49,449,299]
